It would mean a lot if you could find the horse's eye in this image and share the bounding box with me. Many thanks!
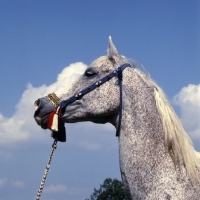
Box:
[84,68,97,77]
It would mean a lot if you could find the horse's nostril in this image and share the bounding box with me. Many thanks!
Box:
[34,99,40,111]
[34,104,38,111]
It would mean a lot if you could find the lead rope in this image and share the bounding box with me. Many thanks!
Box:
[35,139,57,200]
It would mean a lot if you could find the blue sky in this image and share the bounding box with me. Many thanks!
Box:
[0,1,200,199]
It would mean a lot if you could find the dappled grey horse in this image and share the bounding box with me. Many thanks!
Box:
[34,37,200,199]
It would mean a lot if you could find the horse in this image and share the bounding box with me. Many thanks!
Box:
[34,36,200,199]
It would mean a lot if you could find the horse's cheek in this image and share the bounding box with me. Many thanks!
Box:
[85,84,119,115]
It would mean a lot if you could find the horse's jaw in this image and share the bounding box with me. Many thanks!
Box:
[62,103,117,125]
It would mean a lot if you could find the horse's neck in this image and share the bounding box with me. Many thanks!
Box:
[118,70,175,196]
[119,70,167,167]
[117,69,200,199]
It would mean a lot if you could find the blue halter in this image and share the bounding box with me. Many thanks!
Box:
[58,63,131,137]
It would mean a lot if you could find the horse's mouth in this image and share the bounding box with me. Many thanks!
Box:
[35,116,41,125]
[34,114,50,129]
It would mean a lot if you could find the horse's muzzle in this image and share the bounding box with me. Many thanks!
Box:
[34,97,55,129]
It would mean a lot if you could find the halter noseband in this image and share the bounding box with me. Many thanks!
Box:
[49,63,131,137]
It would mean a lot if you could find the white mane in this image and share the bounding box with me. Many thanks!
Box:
[135,67,200,182]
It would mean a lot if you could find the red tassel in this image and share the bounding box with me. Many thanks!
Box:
[47,112,55,129]
[47,106,61,131]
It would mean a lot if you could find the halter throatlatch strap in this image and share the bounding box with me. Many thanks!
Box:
[116,67,123,137]
[35,140,57,200]
[58,63,130,137]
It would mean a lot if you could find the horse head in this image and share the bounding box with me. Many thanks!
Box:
[34,36,128,129]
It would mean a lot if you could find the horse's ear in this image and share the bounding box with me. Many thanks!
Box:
[107,36,119,59]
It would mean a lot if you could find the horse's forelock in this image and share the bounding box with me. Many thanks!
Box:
[91,56,115,72]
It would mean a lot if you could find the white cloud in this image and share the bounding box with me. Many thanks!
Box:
[10,180,25,188]
[44,184,89,198]
[44,184,67,194]
[174,84,200,138]
[0,62,117,152]
[0,178,24,189]
[0,62,87,146]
